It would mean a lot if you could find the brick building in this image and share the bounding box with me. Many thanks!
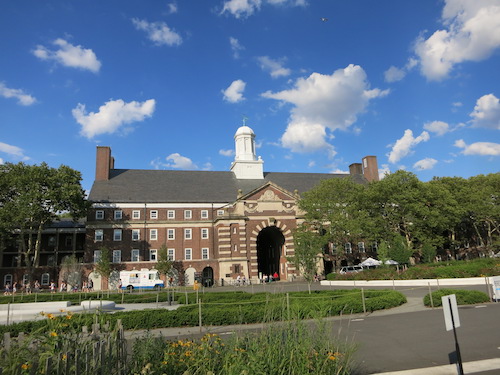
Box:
[86,125,379,288]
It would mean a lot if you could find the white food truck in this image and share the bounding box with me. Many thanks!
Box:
[119,269,164,290]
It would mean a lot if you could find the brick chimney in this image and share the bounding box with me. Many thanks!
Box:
[362,156,379,182]
[349,163,363,176]
[95,146,114,181]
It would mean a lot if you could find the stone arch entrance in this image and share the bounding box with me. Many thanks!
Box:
[257,226,285,279]
[202,266,214,287]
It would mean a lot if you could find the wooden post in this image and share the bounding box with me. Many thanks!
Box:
[199,299,202,332]
[361,288,366,315]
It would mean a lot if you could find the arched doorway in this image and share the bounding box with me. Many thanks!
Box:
[257,226,285,279]
[202,267,214,287]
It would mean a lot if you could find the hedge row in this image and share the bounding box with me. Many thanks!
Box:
[0,289,406,336]
[423,289,490,307]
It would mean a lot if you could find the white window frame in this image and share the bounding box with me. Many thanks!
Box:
[131,249,140,262]
[132,210,141,219]
[184,210,192,219]
[114,210,123,220]
[184,248,192,260]
[93,250,102,263]
[234,244,238,252]
[167,228,175,240]
[202,248,209,260]
[95,229,103,242]
[150,229,158,241]
[184,228,192,240]
[167,248,175,261]
[3,274,13,287]
[345,242,352,254]
[112,250,121,263]
[132,229,140,241]
[96,210,104,220]
[41,273,50,285]
[149,249,158,261]
[22,274,29,285]
[358,242,366,253]
[217,210,224,216]
[113,229,122,241]
[150,210,158,219]
[201,210,208,219]
[201,228,209,239]
[167,210,175,219]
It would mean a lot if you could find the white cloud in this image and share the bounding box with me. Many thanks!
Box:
[0,82,36,106]
[415,0,500,81]
[229,37,244,59]
[73,99,156,139]
[262,64,388,154]
[470,93,500,129]
[387,129,430,164]
[167,3,178,14]
[378,164,391,180]
[384,58,417,83]
[219,149,235,157]
[33,38,101,73]
[220,0,306,18]
[132,18,182,46]
[0,158,3,164]
[454,139,500,155]
[423,120,450,136]
[257,56,291,78]
[330,168,349,174]
[413,157,438,171]
[0,142,27,159]
[165,153,197,169]
[222,79,246,103]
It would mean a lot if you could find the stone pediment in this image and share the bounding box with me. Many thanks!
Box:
[236,182,298,214]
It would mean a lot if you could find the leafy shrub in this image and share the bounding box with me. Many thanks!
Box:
[423,289,490,307]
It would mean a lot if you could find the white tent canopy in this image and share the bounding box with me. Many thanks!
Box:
[360,257,382,267]
[385,259,399,265]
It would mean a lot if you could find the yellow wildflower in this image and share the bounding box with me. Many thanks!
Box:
[50,331,58,337]
[21,363,31,370]
[328,355,336,361]
[47,313,55,320]
[62,354,67,361]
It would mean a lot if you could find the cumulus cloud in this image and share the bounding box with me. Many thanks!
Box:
[0,83,36,106]
[257,56,291,78]
[220,0,306,18]
[469,93,500,129]
[262,64,388,155]
[219,149,235,157]
[33,38,101,73]
[73,99,156,139]
[229,37,245,59]
[387,129,430,164]
[413,157,438,171]
[378,164,391,180]
[167,3,178,14]
[0,142,29,160]
[165,153,197,169]
[222,79,246,103]
[384,58,417,83]
[454,139,500,155]
[414,0,500,81]
[423,120,450,136]
[132,18,182,46]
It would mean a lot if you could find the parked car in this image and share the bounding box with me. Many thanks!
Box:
[339,265,364,274]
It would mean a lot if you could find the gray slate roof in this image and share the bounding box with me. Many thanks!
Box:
[88,169,366,203]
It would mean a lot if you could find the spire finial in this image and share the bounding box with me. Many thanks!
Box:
[242,115,249,126]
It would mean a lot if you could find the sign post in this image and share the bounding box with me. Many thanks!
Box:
[442,294,464,375]
[491,276,500,302]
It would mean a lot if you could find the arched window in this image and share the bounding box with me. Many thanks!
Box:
[3,274,13,286]
[41,273,50,285]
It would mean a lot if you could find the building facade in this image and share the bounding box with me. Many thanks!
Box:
[86,125,379,287]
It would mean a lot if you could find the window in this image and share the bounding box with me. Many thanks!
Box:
[113,229,122,241]
[201,228,209,239]
[184,210,192,219]
[96,210,104,220]
[233,227,237,234]
[372,242,378,252]
[184,248,192,260]
[167,228,175,240]
[150,210,158,219]
[201,210,208,219]
[167,248,175,261]
[167,210,175,219]
[358,242,365,253]
[150,229,158,241]
[233,264,241,274]
[114,210,123,220]
[95,229,103,242]
[150,249,157,261]
[184,228,192,240]
[132,210,141,219]
[3,274,13,287]
[113,250,121,263]
[132,229,140,241]
[202,248,209,260]
[93,250,102,263]
[65,237,72,247]
[22,274,29,285]
[41,273,50,285]
[131,249,140,262]
[217,210,224,216]
[234,244,238,252]
[345,242,352,254]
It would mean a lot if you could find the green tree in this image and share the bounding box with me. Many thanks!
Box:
[289,225,325,294]
[94,246,113,291]
[420,241,437,263]
[389,236,413,265]
[377,241,391,265]
[0,162,89,275]
[156,244,173,287]
[59,255,83,289]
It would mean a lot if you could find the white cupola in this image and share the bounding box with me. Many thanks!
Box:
[230,124,264,179]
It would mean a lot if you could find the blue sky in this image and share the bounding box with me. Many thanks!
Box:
[1,0,499,192]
